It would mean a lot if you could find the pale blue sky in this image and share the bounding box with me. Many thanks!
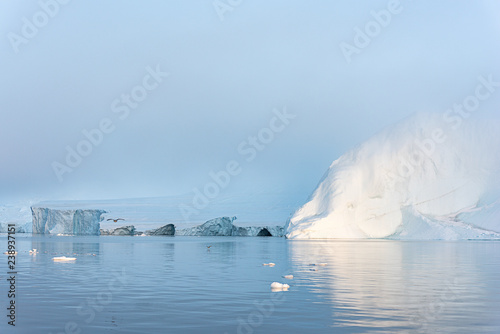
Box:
[1,0,500,203]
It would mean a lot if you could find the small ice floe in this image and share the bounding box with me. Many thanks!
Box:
[52,256,76,262]
[263,263,276,267]
[310,263,328,266]
[3,251,17,255]
[29,249,38,255]
[282,275,294,279]
[270,282,290,291]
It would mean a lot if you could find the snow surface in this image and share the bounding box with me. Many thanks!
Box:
[285,112,500,239]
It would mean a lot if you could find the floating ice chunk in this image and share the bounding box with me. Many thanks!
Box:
[270,282,290,291]
[53,256,76,262]
[263,263,276,267]
[282,275,294,279]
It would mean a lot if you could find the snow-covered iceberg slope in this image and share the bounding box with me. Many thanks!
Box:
[286,112,500,239]
[32,207,106,235]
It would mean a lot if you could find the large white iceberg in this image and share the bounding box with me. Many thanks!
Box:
[285,112,500,239]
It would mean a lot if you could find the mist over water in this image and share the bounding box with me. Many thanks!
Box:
[1,1,500,206]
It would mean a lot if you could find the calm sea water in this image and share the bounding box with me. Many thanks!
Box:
[1,235,499,334]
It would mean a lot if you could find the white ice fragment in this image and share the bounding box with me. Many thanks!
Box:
[270,282,290,291]
[52,256,76,262]
[263,263,276,267]
[282,275,294,279]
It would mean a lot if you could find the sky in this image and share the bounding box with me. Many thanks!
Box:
[1,0,500,205]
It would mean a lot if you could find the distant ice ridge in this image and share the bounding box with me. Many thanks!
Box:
[286,112,500,239]
[0,221,31,233]
[177,216,284,237]
[0,202,33,233]
[30,190,299,233]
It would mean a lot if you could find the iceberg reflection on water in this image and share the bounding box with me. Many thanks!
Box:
[2,235,498,333]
